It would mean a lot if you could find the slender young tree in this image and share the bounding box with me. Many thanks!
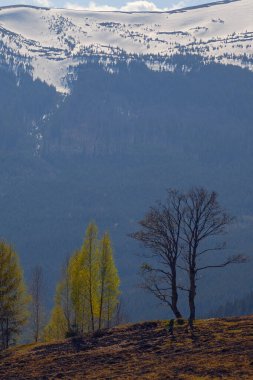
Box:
[0,241,30,349]
[181,187,246,323]
[79,222,99,332]
[98,233,120,329]
[130,190,184,319]
[113,297,128,327]
[44,262,73,341]
[30,266,44,342]
[69,249,90,333]
[43,302,68,342]
[57,257,73,333]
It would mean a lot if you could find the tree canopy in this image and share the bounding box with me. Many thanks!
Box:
[0,241,30,349]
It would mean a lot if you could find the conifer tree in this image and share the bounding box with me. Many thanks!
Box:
[0,241,29,349]
[98,233,120,329]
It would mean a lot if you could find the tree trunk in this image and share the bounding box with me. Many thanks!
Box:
[89,241,95,333]
[6,318,9,349]
[171,266,182,319]
[35,303,39,342]
[107,298,110,329]
[188,269,196,321]
[89,283,95,332]
[98,280,105,330]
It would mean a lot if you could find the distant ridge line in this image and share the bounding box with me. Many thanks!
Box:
[0,0,241,14]
[0,5,50,11]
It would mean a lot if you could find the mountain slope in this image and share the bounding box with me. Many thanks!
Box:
[0,0,253,92]
[1,316,253,379]
[0,1,253,321]
[0,57,253,320]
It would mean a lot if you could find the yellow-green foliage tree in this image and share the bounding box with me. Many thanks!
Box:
[58,258,73,332]
[98,233,120,329]
[69,250,90,333]
[44,222,120,340]
[43,283,68,341]
[69,223,99,333]
[0,241,30,349]
[82,223,100,332]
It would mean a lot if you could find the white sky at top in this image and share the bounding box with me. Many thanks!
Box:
[0,0,219,12]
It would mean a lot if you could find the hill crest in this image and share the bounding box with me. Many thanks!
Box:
[1,316,253,379]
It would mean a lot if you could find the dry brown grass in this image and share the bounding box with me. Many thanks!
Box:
[1,316,253,379]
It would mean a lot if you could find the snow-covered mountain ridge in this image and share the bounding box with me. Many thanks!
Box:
[0,0,252,92]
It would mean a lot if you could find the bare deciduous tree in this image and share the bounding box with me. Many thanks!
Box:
[131,187,247,323]
[181,187,247,323]
[130,190,185,319]
[113,297,129,326]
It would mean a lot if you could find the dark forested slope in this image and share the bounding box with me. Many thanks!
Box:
[0,59,252,320]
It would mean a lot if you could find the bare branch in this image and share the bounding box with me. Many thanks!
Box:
[197,254,248,272]
[130,188,185,318]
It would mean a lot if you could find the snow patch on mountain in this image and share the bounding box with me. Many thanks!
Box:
[0,0,252,92]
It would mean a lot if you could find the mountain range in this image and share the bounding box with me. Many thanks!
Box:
[0,0,252,92]
[0,0,252,320]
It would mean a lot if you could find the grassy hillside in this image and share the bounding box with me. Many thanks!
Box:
[1,316,253,379]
